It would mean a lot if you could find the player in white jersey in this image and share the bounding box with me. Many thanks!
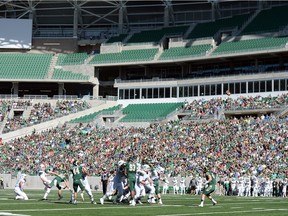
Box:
[259,177,266,196]
[100,170,115,204]
[282,179,287,198]
[112,160,126,204]
[196,177,203,195]
[244,176,251,197]
[265,178,272,197]
[252,176,259,197]
[180,177,186,195]
[14,174,28,200]
[134,164,151,204]
[38,164,52,200]
[144,165,159,204]
[237,177,245,197]
[230,177,237,196]
[162,176,169,195]
[172,177,178,195]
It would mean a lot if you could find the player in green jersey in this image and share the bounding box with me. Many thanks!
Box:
[199,167,217,207]
[70,160,96,205]
[48,169,71,200]
[124,156,137,206]
[150,162,164,205]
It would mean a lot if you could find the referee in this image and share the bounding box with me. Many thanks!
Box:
[101,167,108,195]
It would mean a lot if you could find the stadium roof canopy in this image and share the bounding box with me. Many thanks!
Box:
[0,0,268,38]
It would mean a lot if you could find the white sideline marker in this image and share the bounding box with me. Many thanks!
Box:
[0,212,31,216]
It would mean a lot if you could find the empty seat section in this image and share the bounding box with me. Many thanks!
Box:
[242,5,288,35]
[56,53,89,65]
[70,105,121,123]
[212,36,288,55]
[52,69,89,80]
[0,53,52,79]
[160,44,212,60]
[89,48,158,64]
[187,13,251,39]
[120,103,183,122]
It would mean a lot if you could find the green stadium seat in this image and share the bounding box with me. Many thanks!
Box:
[52,69,89,80]
[212,36,288,55]
[89,48,158,64]
[159,44,212,60]
[120,103,183,122]
[70,105,121,123]
[56,53,89,66]
[0,53,52,80]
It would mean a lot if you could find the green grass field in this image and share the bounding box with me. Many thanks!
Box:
[0,189,287,216]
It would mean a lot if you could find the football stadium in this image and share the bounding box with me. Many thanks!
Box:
[0,0,287,215]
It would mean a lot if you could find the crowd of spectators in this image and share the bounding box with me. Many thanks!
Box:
[0,113,287,183]
[0,100,32,122]
[184,93,288,119]
[2,100,90,134]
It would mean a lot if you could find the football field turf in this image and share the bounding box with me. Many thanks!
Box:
[0,189,287,216]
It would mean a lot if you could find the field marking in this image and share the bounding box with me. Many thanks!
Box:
[157,208,288,216]
[188,201,285,207]
[0,204,184,212]
[230,207,243,209]
[0,202,52,205]
[0,199,38,201]
[0,212,31,216]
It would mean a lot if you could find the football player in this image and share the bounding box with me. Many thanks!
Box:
[100,170,116,204]
[162,176,169,195]
[70,160,96,205]
[38,164,52,200]
[75,163,95,202]
[198,167,217,207]
[14,174,28,200]
[111,160,126,204]
[48,168,71,200]
[150,162,163,205]
[180,177,186,195]
[124,156,137,206]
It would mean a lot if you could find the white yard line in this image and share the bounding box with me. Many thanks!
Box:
[157,208,288,216]
[0,212,31,216]
[0,204,183,212]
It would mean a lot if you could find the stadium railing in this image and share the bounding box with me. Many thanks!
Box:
[0,95,18,99]
[53,95,79,100]
[23,95,49,100]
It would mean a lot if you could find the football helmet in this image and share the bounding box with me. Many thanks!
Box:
[73,160,79,166]
[118,160,125,167]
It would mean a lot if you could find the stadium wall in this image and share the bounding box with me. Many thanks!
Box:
[32,38,78,53]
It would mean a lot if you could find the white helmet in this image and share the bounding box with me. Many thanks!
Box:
[21,174,27,178]
[118,160,125,167]
[142,164,150,172]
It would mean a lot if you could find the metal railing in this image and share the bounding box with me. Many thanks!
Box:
[23,95,49,100]
[53,95,78,100]
[0,94,18,99]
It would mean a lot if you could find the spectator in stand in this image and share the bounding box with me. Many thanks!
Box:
[0,95,287,197]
